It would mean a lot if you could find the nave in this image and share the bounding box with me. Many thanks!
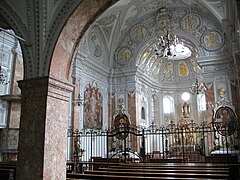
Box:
[0,1,240,179]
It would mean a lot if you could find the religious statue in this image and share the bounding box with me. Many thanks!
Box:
[219,88,226,97]
[74,138,81,156]
[216,88,230,106]
[182,102,190,118]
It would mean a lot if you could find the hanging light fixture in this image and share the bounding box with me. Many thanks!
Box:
[154,5,179,58]
[189,78,206,95]
[154,30,180,57]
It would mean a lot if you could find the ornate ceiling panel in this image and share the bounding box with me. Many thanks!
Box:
[78,0,235,85]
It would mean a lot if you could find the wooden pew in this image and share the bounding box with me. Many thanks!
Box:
[0,169,15,180]
[67,162,231,179]
[66,161,120,173]
[106,163,229,179]
[111,163,230,174]
[229,164,240,180]
[110,162,229,170]
[150,158,183,163]
[99,167,229,174]
[67,173,223,180]
[205,155,238,164]
[108,166,229,172]
[0,162,17,180]
[83,169,228,179]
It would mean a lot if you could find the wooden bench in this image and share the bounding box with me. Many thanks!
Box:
[0,162,17,180]
[110,162,229,169]
[99,167,229,174]
[205,155,238,163]
[67,162,232,179]
[150,158,183,163]
[67,173,224,180]
[66,161,120,173]
[229,164,240,179]
[92,157,120,163]
[109,165,229,171]
[0,169,15,180]
[83,169,228,179]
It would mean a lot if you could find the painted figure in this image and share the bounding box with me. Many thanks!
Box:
[83,84,103,129]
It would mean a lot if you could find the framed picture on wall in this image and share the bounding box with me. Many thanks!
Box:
[83,82,103,129]
[114,114,130,140]
[213,106,237,136]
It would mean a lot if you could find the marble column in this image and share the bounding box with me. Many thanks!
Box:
[17,76,73,180]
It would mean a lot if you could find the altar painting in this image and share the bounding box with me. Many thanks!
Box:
[83,85,103,129]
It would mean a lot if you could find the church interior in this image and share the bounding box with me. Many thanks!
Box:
[0,0,240,179]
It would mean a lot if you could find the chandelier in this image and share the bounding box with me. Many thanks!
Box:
[189,78,206,95]
[154,30,180,57]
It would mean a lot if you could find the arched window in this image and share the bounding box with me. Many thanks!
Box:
[163,96,174,114]
[141,107,145,119]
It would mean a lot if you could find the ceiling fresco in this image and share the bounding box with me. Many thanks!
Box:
[78,0,233,85]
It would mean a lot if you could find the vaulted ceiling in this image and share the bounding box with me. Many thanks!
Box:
[77,0,238,87]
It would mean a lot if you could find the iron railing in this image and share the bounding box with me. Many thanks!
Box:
[67,121,239,164]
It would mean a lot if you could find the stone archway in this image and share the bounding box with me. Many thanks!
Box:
[16,1,119,180]
[50,0,119,81]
